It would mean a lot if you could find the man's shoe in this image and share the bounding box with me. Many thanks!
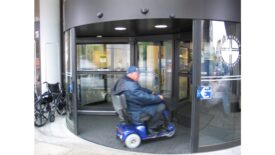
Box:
[148,128,159,135]
[157,124,167,132]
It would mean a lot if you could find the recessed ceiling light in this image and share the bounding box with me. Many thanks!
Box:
[155,25,168,28]
[96,35,102,38]
[114,27,127,31]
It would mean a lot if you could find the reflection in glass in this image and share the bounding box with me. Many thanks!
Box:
[63,30,74,129]
[77,44,130,71]
[77,74,124,107]
[64,76,74,120]
[179,42,192,71]
[199,21,241,146]
[65,31,71,73]
[138,41,172,98]
[178,41,192,101]
[179,76,188,100]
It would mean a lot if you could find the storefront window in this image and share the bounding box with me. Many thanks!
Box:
[199,21,241,146]
[77,44,130,71]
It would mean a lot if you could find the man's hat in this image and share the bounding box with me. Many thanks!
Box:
[127,66,139,74]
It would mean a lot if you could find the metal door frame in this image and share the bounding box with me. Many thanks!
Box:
[190,20,202,152]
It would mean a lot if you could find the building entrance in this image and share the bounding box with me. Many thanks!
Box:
[76,35,194,153]
[62,0,241,152]
[75,38,193,116]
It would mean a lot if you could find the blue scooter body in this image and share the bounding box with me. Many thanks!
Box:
[116,122,176,142]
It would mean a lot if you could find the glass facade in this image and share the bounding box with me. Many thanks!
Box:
[61,20,240,154]
[198,20,241,146]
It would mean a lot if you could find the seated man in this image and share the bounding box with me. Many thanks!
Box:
[112,66,167,132]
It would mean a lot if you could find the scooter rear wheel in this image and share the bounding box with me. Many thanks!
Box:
[124,134,141,149]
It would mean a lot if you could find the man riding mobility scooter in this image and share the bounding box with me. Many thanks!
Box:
[112,94,176,148]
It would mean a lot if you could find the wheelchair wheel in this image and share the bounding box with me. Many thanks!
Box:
[57,107,66,115]
[56,100,66,115]
[124,134,141,149]
[34,112,48,127]
[34,102,49,127]
[49,112,55,122]
[104,93,112,103]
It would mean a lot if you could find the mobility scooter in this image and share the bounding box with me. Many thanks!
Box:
[112,94,176,149]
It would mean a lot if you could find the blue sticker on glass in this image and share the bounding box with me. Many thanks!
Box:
[197,86,212,99]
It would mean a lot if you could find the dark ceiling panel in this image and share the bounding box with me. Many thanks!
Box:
[65,0,240,31]
[75,19,192,37]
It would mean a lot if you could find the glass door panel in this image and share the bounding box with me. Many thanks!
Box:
[76,44,130,111]
[198,20,241,147]
[178,41,193,100]
[138,42,159,92]
[77,74,124,107]
[137,41,172,98]
[160,41,173,97]
[77,44,130,71]
[179,76,188,99]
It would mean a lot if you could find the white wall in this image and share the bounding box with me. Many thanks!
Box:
[40,0,61,93]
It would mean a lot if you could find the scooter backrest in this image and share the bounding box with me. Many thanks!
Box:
[111,94,128,121]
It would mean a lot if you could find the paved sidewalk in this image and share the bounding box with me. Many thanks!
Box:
[35,116,240,155]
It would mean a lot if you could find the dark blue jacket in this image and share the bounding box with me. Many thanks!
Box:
[112,75,162,112]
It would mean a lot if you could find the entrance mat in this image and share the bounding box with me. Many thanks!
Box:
[78,115,191,154]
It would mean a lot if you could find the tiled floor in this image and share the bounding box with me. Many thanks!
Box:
[35,116,240,155]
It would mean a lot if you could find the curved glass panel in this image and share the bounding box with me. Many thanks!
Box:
[199,21,241,146]
[63,30,75,130]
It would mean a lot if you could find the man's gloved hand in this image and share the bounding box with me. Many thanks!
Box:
[158,95,164,100]
[151,91,164,100]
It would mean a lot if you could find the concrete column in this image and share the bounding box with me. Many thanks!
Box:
[40,0,61,93]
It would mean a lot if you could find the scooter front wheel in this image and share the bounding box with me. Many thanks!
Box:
[124,134,141,149]
[166,130,176,138]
